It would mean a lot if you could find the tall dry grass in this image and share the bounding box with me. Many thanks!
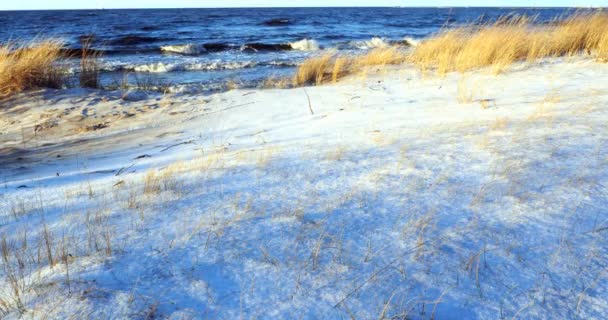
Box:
[79,40,101,89]
[293,52,335,86]
[291,11,608,86]
[409,11,608,74]
[293,47,408,86]
[0,40,66,98]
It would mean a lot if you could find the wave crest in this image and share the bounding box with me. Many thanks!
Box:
[289,39,320,51]
[402,37,420,47]
[161,44,206,55]
[351,37,390,50]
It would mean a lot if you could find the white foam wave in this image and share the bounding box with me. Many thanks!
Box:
[403,37,420,47]
[186,61,257,71]
[267,60,299,67]
[289,39,320,51]
[133,63,181,73]
[351,37,390,50]
[161,44,206,55]
[120,61,257,73]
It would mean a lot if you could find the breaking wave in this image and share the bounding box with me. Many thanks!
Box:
[289,39,320,51]
[240,43,292,52]
[401,37,420,47]
[115,61,258,73]
[348,37,420,50]
[161,44,207,55]
[351,37,390,49]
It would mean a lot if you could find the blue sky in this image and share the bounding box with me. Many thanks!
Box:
[1,0,605,10]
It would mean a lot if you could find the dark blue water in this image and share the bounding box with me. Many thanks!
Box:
[0,7,578,92]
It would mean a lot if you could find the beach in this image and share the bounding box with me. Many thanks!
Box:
[1,55,607,318]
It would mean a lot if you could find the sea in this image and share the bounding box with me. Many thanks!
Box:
[0,7,580,93]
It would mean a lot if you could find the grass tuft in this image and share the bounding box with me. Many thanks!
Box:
[0,40,66,98]
[290,11,608,86]
[79,40,101,89]
[409,11,608,75]
[293,47,408,86]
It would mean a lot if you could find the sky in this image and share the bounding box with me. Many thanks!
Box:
[1,0,605,10]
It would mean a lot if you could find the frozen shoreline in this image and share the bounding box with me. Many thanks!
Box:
[1,58,607,319]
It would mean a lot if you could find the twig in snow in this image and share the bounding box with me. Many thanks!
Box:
[303,89,314,115]
[160,140,195,152]
[115,163,136,176]
[184,101,256,121]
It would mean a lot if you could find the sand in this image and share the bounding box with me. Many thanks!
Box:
[1,57,607,319]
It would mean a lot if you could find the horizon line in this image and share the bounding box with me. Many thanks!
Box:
[1,5,603,12]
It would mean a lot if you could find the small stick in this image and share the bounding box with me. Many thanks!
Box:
[303,89,314,115]
[160,140,195,152]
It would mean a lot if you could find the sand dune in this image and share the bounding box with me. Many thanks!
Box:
[1,57,607,319]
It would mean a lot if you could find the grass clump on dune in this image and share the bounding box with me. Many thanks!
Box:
[292,11,608,86]
[409,11,608,74]
[0,40,66,98]
[293,47,408,86]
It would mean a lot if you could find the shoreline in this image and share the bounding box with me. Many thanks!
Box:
[0,56,603,186]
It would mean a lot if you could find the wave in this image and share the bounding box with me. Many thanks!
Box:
[401,37,420,47]
[240,43,292,52]
[267,60,299,67]
[109,61,258,73]
[262,18,292,26]
[161,44,207,55]
[158,40,319,55]
[203,43,233,52]
[289,39,320,51]
[350,37,390,50]
[347,37,420,50]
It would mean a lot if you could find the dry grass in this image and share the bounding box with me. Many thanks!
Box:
[0,40,66,98]
[79,40,101,89]
[456,77,474,104]
[354,46,408,69]
[598,32,608,62]
[290,11,608,86]
[293,47,408,86]
[293,52,335,86]
[410,11,608,75]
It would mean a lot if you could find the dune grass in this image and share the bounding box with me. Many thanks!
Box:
[0,40,67,98]
[409,11,608,74]
[292,11,608,86]
[292,47,408,86]
[79,40,101,89]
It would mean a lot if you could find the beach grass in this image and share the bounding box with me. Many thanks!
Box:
[0,40,66,98]
[409,11,608,74]
[293,47,409,86]
[79,40,101,89]
[292,11,608,85]
[2,12,608,95]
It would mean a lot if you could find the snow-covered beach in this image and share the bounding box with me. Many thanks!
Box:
[1,57,607,319]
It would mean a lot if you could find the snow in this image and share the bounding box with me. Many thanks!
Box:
[1,57,607,319]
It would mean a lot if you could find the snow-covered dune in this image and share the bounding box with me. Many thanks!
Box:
[1,58,607,319]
